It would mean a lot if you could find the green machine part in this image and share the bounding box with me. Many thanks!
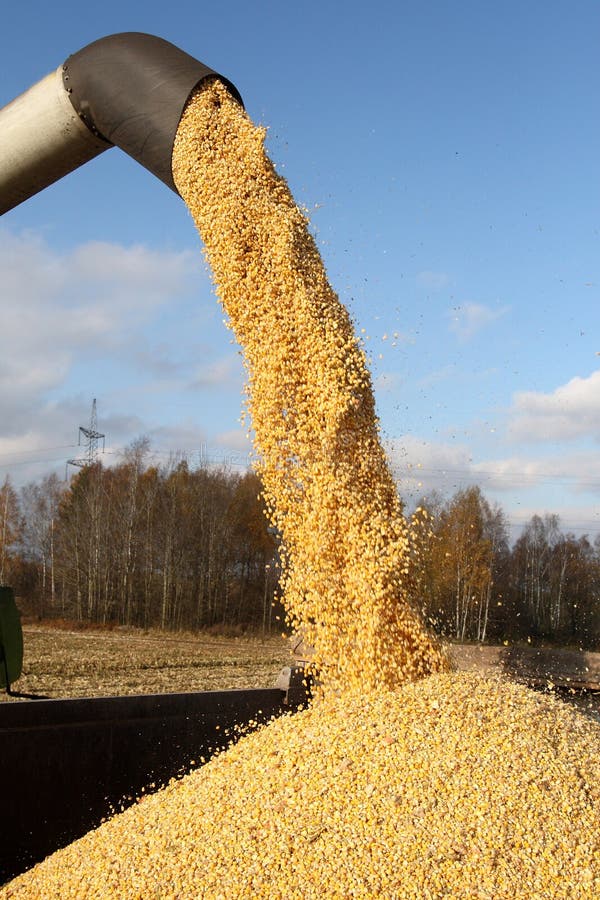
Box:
[0,586,23,690]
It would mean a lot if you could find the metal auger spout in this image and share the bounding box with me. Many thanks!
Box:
[0,32,243,214]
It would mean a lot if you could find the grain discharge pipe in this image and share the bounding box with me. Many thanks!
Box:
[0,32,243,214]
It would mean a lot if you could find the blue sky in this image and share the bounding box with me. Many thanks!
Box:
[1,0,599,541]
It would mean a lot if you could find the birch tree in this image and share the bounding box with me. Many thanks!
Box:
[0,476,22,586]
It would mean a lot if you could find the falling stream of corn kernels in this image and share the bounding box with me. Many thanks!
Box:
[171,80,448,695]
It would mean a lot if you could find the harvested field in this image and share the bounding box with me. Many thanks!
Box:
[3,623,598,723]
[449,642,600,722]
[449,641,600,688]
[1,624,291,701]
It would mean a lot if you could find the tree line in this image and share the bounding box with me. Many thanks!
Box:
[0,454,598,647]
[1,442,281,633]
[411,486,600,649]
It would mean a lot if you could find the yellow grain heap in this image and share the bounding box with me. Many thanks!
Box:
[3,675,599,898]
[2,80,599,899]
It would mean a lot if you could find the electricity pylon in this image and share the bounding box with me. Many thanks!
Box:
[66,399,105,477]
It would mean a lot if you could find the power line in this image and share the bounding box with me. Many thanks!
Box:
[0,444,251,470]
[0,444,597,532]
[0,455,77,471]
[1,453,600,489]
[393,465,600,490]
[0,444,76,460]
[2,437,600,494]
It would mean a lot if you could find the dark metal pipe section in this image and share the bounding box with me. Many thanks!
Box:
[0,33,242,215]
[63,33,242,191]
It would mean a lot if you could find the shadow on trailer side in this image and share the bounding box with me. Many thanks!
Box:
[0,669,308,885]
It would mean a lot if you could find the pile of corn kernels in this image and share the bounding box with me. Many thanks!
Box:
[3,675,599,898]
[2,81,598,898]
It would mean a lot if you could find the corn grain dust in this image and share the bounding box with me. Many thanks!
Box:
[2,81,599,899]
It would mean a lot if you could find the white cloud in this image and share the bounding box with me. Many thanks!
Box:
[385,435,476,496]
[134,424,251,470]
[471,452,600,495]
[69,241,195,312]
[388,436,600,497]
[385,435,600,496]
[507,503,600,538]
[0,230,195,378]
[448,302,509,341]
[0,228,199,476]
[215,428,252,453]
[142,422,208,455]
[509,370,600,442]
[384,436,600,539]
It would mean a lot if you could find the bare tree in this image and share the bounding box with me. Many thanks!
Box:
[20,474,64,615]
[0,476,22,586]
